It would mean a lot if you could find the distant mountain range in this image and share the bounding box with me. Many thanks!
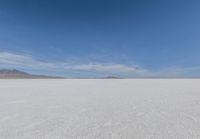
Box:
[0,69,121,79]
[1,69,199,79]
[0,69,63,79]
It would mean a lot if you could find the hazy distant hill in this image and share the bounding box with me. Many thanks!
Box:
[0,69,63,79]
[103,76,120,79]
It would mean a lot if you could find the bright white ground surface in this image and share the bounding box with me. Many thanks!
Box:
[0,79,200,139]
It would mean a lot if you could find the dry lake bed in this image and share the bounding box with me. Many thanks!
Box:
[0,79,200,139]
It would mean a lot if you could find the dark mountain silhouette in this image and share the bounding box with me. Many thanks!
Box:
[0,69,63,79]
[103,76,120,79]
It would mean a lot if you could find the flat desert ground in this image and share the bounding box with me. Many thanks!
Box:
[0,79,200,139]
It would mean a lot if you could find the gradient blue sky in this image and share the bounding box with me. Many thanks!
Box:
[0,0,200,77]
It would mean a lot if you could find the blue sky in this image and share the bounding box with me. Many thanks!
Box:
[0,0,200,77]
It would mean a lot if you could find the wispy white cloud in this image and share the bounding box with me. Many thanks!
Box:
[0,52,57,69]
[139,66,200,78]
[63,63,146,73]
[0,52,199,77]
[0,52,146,75]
